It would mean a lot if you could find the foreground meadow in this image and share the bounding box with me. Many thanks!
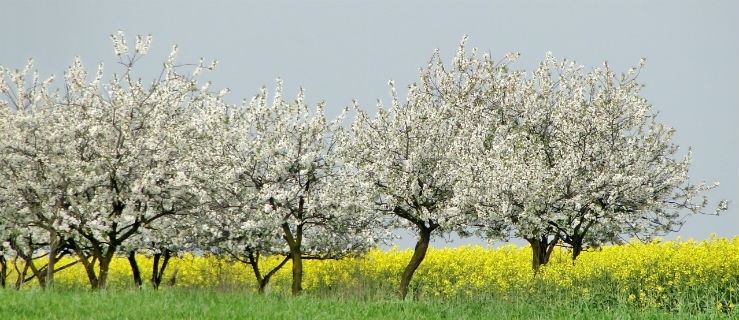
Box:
[2,237,737,318]
[0,289,711,320]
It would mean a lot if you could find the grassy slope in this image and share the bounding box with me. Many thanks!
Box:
[0,289,728,320]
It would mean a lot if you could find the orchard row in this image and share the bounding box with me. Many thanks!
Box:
[0,32,725,299]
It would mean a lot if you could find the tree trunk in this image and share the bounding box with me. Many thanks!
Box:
[69,239,104,289]
[526,235,559,272]
[15,262,29,290]
[151,252,161,288]
[151,250,172,289]
[282,222,304,296]
[0,255,6,288]
[399,225,432,300]
[75,249,99,289]
[257,278,268,294]
[291,252,303,296]
[127,251,143,288]
[11,244,46,289]
[247,251,290,294]
[247,252,268,294]
[95,255,113,290]
[46,230,58,289]
[571,236,584,262]
[26,259,45,289]
[80,258,98,289]
[527,237,549,272]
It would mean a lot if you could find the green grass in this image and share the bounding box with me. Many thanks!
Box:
[0,289,732,320]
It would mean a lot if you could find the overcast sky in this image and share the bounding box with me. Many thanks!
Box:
[1,0,736,248]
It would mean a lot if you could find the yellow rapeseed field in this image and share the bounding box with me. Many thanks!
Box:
[7,236,738,312]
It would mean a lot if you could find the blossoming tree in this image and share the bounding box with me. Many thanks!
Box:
[472,53,728,270]
[344,38,520,299]
[0,32,225,289]
[199,81,382,295]
[0,58,82,289]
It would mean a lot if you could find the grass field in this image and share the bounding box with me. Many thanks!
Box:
[0,289,727,320]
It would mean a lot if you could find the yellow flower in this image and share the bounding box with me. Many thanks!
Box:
[23,235,734,306]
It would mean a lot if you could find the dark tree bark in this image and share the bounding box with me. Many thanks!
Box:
[282,222,304,296]
[21,256,44,289]
[291,251,303,295]
[96,252,115,290]
[526,234,559,272]
[9,238,47,288]
[127,251,143,288]
[14,262,28,290]
[69,238,117,290]
[398,224,435,300]
[151,250,172,289]
[68,202,154,290]
[570,235,584,262]
[245,250,290,294]
[45,230,59,289]
[0,255,6,288]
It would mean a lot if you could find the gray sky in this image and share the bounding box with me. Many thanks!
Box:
[1,0,736,248]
